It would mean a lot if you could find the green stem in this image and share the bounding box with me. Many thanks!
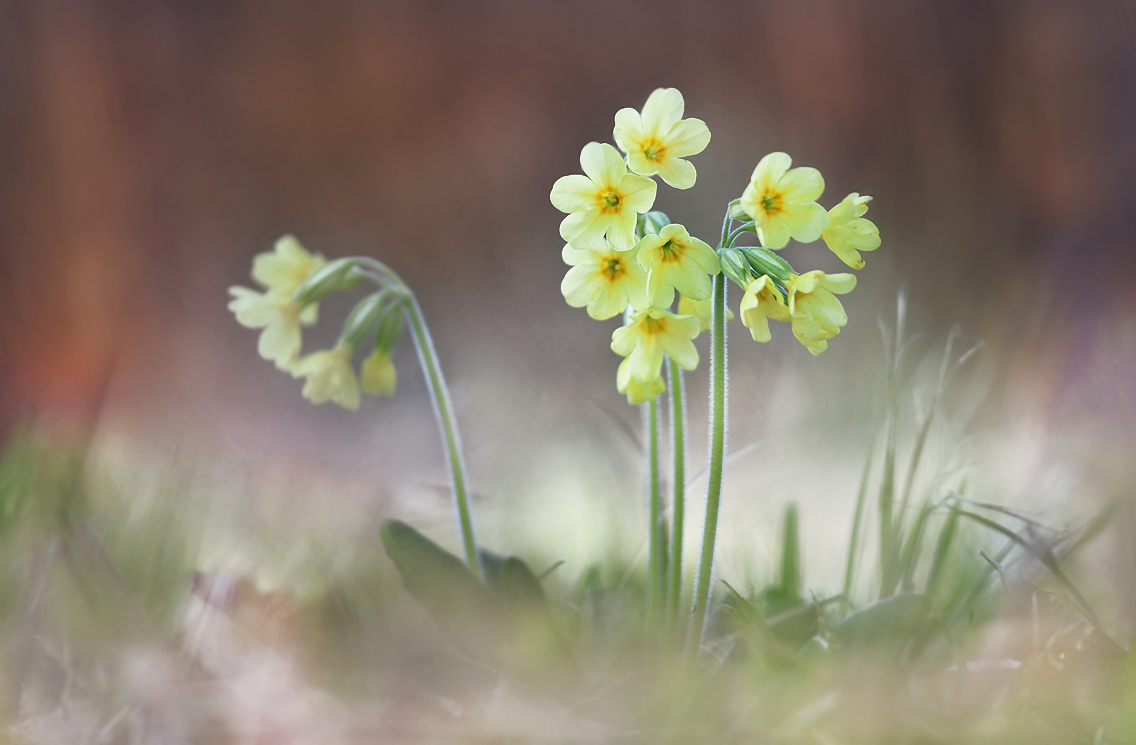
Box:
[688,272,727,659]
[667,357,686,642]
[726,222,756,247]
[405,297,483,582]
[646,397,663,631]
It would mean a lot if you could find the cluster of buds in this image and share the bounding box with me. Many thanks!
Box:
[550,89,881,403]
[228,236,404,410]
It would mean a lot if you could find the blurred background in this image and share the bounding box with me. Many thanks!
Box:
[0,0,1134,594]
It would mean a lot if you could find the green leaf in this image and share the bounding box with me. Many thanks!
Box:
[831,593,932,648]
[380,520,506,658]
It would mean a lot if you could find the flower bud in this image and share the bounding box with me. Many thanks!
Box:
[291,258,360,307]
[636,211,671,237]
[718,247,756,288]
[340,291,387,349]
[373,301,405,355]
[360,349,397,397]
[740,246,795,284]
[727,199,750,221]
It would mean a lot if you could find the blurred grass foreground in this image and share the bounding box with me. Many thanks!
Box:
[0,300,1133,744]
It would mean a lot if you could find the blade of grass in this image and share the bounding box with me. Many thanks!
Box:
[954,509,1109,636]
[841,441,875,614]
[897,502,934,594]
[925,503,961,599]
[780,504,800,595]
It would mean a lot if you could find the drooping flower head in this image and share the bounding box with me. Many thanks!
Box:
[360,349,397,397]
[614,88,711,190]
[291,341,361,410]
[635,224,720,308]
[736,152,829,250]
[561,242,649,320]
[550,142,657,251]
[228,236,326,369]
[738,275,791,343]
[786,271,857,356]
[611,308,700,383]
[822,193,881,269]
[617,357,666,405]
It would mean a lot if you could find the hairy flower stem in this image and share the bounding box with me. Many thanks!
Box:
[405,297,484,583]
[646,397,664,632]
[666,358,686,644]
[688,271,727,659]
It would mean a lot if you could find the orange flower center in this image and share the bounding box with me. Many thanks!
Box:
[642,140,666,162]
[760,190,783,216]
[601,257,624,280]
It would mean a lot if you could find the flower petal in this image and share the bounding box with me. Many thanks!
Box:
[779,166,825,203]
[580,142,626,187]
[560,209,606,250]
[654,157,697,190]
[550,174,598,213]
[613,108,643,153]
[750,152,792,190]
[665,118,711,158]
[618,174,658,213]
[782,201,830,244]
[641,88,684,134]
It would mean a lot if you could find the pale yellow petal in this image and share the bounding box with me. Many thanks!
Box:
[618,173,658,213]
[580,142,626,187]
[560,209,606,250]
[654,157,697,190]
[550,174,598,213]
[750,152,792,190]
[613,107,644,153]
[641,88,684,134]
[664,118,711,158]
[779,166,825,203]
[782,201,830,244]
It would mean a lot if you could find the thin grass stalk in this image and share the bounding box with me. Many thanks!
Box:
[898,501,934,593]
[925,504,961,599]
[841,442,875,614]
[646,397,663,631]
[406,298,483,583]
[688,272,727,659]
[667,357,686,642]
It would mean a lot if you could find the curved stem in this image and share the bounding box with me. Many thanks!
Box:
[726,222,756,247]
[688,272,727,659]
[646,397,663,631]
[666,357,686,643]
[405,296,483,582]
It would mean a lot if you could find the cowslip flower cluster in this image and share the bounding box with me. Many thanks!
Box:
[229,237,406,410]
[552,88,716,403]
[722,151,880,355]
[551,89,882,402]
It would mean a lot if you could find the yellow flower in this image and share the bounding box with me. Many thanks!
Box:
[291,341,361,410]
[252,235,325,293]
[738,275,791,343]
[635,224,720,308]
[611,308,700,383]
[561,243,649,320]
[821,193,880,269]
[614,88,711,190]
[677,294,732,334]
[550,142,657,251]
[228,236,326,369]
[360,349,397,397]
[617,357,666,405]
[737,152,829,250]
[786,271,857,356]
